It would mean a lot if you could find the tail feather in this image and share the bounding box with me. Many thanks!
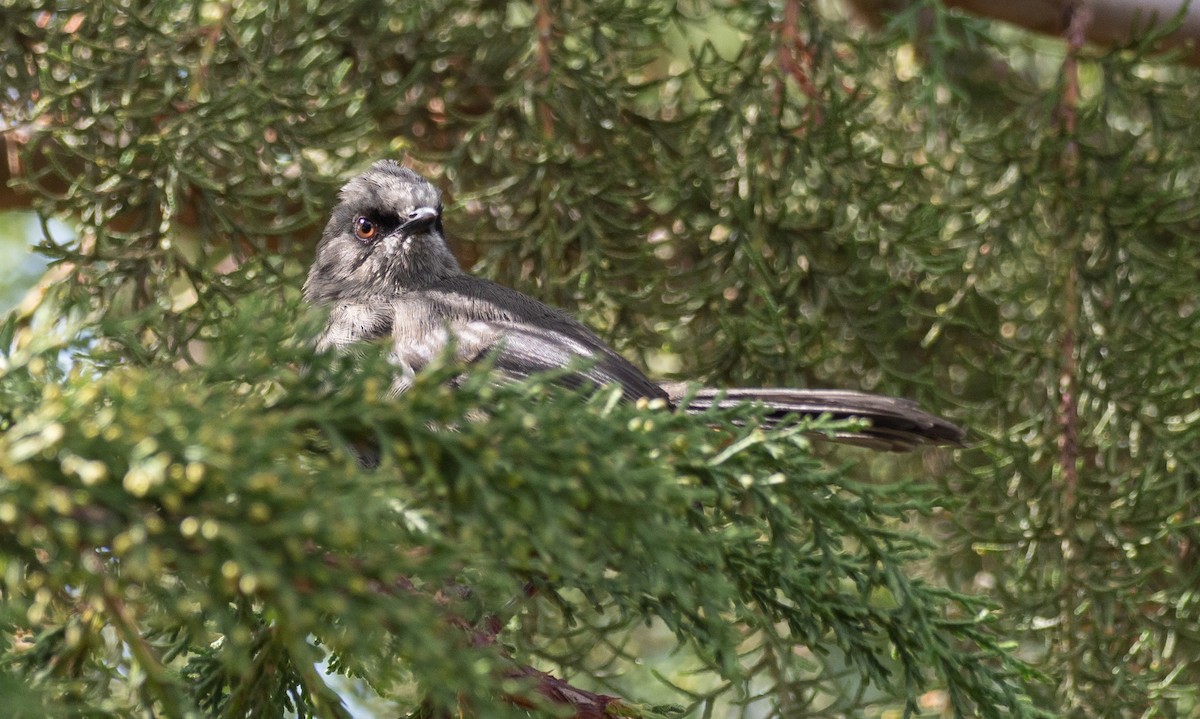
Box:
[660,384,966,452]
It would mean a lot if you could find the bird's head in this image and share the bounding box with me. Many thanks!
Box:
[304,160,461,304]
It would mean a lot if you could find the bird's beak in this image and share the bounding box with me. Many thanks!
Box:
[398,206,440,234]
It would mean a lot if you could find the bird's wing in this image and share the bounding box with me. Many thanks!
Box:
[472,320,667,401]
[392,280,667,402]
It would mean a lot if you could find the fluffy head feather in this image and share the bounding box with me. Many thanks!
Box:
[303,160,459,305]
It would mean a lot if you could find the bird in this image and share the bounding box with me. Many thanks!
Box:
[303,160,965,452]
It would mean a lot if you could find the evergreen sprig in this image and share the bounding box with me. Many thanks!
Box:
[2,296,1035,717]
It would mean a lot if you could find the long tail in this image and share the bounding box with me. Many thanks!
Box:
[660,384,966,452]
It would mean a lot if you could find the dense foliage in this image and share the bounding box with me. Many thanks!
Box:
[2,1,1198,717]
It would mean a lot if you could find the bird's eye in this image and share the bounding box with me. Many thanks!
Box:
[353,216,377,241]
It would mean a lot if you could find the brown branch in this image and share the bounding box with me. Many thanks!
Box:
[315,551,625,717]
[98,573,188,716]
[1052,4,1091,680]
[847,0,1200,66]
[188,2,234,103]
[533,0,556,136]
[775,0,823,126]
[504,664,624,719]
[1056,2,1090,522]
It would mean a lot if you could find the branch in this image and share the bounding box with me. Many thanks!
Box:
[320,551,639,718]
[775,0,823,126]
[847,0,1200,66]
[503,664,625,719]
[98,574,190,716]
[532,0,556,136]
[1056,1,1089,524]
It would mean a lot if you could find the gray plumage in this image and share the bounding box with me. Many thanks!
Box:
[304,161,965,451]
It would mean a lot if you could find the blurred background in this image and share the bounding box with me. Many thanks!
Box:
[0,212,52,313]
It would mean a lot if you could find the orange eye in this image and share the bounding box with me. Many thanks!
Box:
[354,216,377,241]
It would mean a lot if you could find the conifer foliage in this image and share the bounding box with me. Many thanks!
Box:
[2,1,1197,717]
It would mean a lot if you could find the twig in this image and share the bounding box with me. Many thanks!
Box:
[1054,1,1091,694]
[776,0,823,126]
[99,576,190,716]
[533,0,556,136]
[1056,0,1091,526]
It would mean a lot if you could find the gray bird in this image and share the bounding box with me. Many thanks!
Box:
[304,160,964,451]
